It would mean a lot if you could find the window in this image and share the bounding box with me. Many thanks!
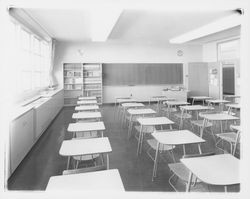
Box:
[10,20,51,97]
[217,39,240,61]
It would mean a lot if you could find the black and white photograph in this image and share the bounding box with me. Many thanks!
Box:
[0,0,250,198]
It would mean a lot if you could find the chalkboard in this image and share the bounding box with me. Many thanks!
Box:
[103,63,183,85]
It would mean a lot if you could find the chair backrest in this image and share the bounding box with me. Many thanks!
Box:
[182,152,216,159]
[62,165,106,175]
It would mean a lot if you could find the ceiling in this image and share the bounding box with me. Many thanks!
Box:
[24,8,240,44]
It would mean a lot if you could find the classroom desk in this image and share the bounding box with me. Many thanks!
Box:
[206,99,230,111]
[121,103,145,125]
[115,96,131,106]
[225,103,240,115]
[72,112,102,121]
[75,105,99,111]
[59,137,112,170]
[181,154,239,192]
[77,100,98,105]
[67,121,105,137]
[151,130,205,180]
[180,105,213,119]
[163,101,190,117]
[46,169,124,191]
[149,96,175,112]
[189,96,213,105]
[78,96,97,100]
[136,117,174,155]
[199,113,239,136]
[223,95,240,103]
[126,108,157,138]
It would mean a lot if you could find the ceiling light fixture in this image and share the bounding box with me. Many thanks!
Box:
[169,12,242,44]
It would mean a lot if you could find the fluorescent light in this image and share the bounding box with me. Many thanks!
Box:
[91,8,122,42]
[169,13,242,44]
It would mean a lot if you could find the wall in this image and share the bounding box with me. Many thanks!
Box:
[202,37,241,97]
[53,41,202,102]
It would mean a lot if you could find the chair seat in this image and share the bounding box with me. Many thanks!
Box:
[147,139,175,151]
[221,111,236,116]
[216,132,238,143]
[174,112,192,119]
[134,125,155,134]
[162,107,177,113]
[73,154,100,161]
[190,120,213,127]
[168,163,200,183]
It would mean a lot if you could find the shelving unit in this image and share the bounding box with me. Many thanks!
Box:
[63,63,102,106]
[82,64,103,104]
[63,63,83,106]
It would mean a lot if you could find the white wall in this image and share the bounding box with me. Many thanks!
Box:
[53,41,202,102]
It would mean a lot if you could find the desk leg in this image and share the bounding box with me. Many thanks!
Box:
[198,144,202,154]
[233,130,240,156]
[224,186,227,192]
[67,156,71,170]
[152,142,160,181]
[128,115,132,139]
[183,145,186,155]
[192,98,195,105]
[106,154,109,169]
[186,171,193,192]
[137,125,143,156]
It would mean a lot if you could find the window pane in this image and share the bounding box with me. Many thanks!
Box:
[21,71,32,91]
[20,28,30,51]
[33,37,40,54]
[33,72,41,88]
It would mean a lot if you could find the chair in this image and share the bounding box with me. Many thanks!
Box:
[168,152,215,192]
[62,165,106,175]
[215,125,241,155]
[191,111,216,139]
[72,133,100,169]
[174,107,192,129]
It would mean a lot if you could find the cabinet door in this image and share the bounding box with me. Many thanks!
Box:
[10,110,34,174]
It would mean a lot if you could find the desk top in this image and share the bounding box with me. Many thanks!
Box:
[59,137,112,156]
[180,105,213,111]
[206,99,230,104]
[46,169,124,191]
[190,96,213,100]
[137,117,174,126]
[77,100,98,105]
[152,130,205,145]
[75,105,99,111]
[121,103,144,107]
[181,154,239,185]
[68,121,105,132]
[164,101,190,106]
[78,96,96,100]
[127,108,156,115]
[223,95,241,99]
[72,112,102,119]
[117,98,137,103]
[226,103,241,109]
[200,113,239,121]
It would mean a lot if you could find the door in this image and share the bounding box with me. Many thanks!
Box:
[222,66,235,95]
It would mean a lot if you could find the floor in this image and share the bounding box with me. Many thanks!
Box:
[7,103,240,192]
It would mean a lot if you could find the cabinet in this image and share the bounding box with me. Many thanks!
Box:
[63,63,102,106]
[9,109,34,175]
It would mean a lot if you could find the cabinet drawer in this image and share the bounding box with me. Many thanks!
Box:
[10,109,34,174]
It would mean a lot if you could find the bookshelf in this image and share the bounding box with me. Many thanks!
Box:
[83,64,103,104]
[63,63,102,106]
